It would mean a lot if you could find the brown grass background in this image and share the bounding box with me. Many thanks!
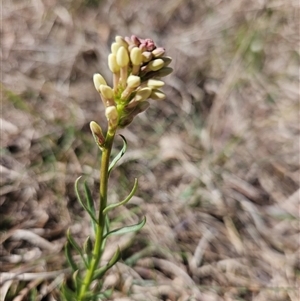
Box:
[1,0,299,300]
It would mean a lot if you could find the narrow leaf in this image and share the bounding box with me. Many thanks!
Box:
[72,270,81,292]
[81,294,98,301]
[94,289,113,299]
[82,289,111,301]
[80,289,113,300]
[92,247,121,280]
[93,280,103,295]
[84,181,97,232]
[83,236,93,254]
[66,229,88,268]
[108,135,127,174]
[83,236,93,265]
[102,215,110,240]
[65,241,78,272]
[84,181,96,215]
[105,215,110,235]
[66,229,82,256]
[60,283,76,301]
[104,217,146,239]
[100,215,110,254]
[103,178,138,215]
[75,177,98,225]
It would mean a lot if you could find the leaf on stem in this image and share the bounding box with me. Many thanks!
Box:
[72,270,81,293]
[82,289,113,301]
[84,181,97,232]
[65,241,78,272]
[60,282,76,301]
[83,236,93,265]
[75,177,98,225]
[100,215,110,255]
[66,229,89,269]
[93,289,113,299]
[92,247,121,280]
[103,178,138,215]
[104,216,146,239]
[108,135,127,174]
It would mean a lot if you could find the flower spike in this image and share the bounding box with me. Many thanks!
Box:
[63,35,173,301]
[93,35,172,131]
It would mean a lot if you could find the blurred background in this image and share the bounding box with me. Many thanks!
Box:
[1,0,299,300]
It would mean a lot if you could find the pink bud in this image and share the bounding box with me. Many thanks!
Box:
[145,39,155,51]
[139,43,146,52]
[131,35,141,46]
[125,36,132,45]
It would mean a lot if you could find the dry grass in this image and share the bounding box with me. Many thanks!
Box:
[1,0,299,300]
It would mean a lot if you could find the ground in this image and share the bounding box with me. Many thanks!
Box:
[1,0,299,300]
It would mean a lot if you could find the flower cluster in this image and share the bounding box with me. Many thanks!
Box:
[92,35,172,139]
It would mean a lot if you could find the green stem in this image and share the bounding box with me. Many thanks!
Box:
[78,131,115,301]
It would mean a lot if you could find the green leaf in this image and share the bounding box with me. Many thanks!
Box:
[75,177,98,225]
[105,215,110,234]
[65,241,78,272]
[29,288,38,301]
[104,217,146,239]
[103,178,138,215]
[60,283,76,301]
[83,236,93,265]
[84,181,96,215]
[92,247,121,280]
[93,280,104,295]
[99,215,110,256]
[80,294,98,301]
[108,135,127,174]
[79,281,105,300]
[84,181,97,232]
[72,270,81,292]
[93,289,113,299]
[101,215,110,242]
[81,289,112,301]
[66,229,88,268]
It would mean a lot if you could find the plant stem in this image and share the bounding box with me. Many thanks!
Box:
[78,131,115,301]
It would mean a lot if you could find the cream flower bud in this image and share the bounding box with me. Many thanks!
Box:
[134,87,152,102]
[108,54,120,73]
[146,79,165,89]
[93,73,107,91]
[117,46,129,68]
[115,36,128,48]
[130,47,142,66]
[152,47,165,58]
[111,42,121,55]
[127,75,141,88]
[148,59,164,71]
[142,51,152,63]
[105,106,118,129]
[150,89,166,100]
[90,121,105,147]
[100,85,114,100]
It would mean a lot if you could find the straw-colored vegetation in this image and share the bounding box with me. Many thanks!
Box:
[1,0,299,300]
